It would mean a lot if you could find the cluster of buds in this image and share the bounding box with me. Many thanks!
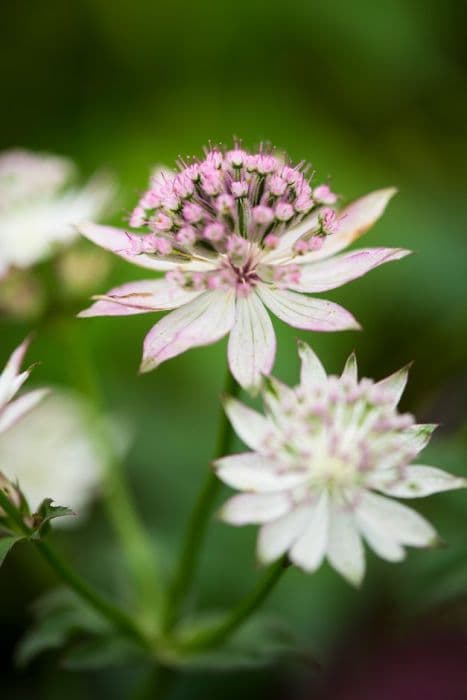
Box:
[262,365,419,485]
[124,146,338,262]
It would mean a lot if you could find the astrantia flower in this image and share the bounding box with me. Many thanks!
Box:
[0,338,48,434]
[0,149,114,277]
[0,390,104,520]
[215,342,466,585]
[79,145,410,390]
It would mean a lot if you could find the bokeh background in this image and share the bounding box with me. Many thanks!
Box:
[1,1,467,698]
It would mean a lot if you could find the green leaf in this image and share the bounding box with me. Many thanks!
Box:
[167,613,311,672]
[31,499,74,535]
[16,588,109,667]
[62,636,147,670]
[16,610,79,667]
[0,535,24,567]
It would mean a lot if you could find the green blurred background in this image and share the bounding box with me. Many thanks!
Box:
[1,1,467,697]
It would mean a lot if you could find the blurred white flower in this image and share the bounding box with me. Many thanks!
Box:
[0,149,114,277]
[0,390,104,520]
[215,342,467,585]
[0,337,48,434]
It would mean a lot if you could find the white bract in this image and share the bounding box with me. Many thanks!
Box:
[0,149,114,277]
[0,338,48,434]
[0,390,103,520]
[215,343,466,585]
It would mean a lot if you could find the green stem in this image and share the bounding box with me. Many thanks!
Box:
[56,318,164,630]
[0,490,147,647]
[164,368,240,631]
[181,557,287,651]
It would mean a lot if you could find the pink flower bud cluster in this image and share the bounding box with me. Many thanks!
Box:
[269,371,417,481]
[127,145,338,259]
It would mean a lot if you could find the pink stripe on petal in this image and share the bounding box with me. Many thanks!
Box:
[79,299,152,317]
[257,284,361,332]
[141,289,236,372]
[78,279,202,317]
[288,247,411,293]
[227,292,276,391]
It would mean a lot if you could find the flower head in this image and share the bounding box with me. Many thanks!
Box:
[0,390,105,520]
[214,343,467,585]
[0,338,48,434]
[79,143,410,391]
[0,149,114,276]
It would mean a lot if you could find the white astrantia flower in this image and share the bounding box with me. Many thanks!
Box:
[0,390,104,520]
[214,342,467,585]
[78,144,410,391]
[0,338,48,434]
[0,149,114,277]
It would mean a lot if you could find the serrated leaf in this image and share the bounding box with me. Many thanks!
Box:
[16,588,110,667]
[168,613,310,672]
[16,610,79,667]
[62,636,147,671]
[0,535,24,567]
[169,646,275,671]
[31,499,74,535]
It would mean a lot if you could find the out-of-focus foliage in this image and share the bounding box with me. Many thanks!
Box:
[1,0,467,698]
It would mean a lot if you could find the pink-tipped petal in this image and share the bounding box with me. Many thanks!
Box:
[298,188,397,264]
[140,289,236,372]
[257,284,361,332]
[79,298,152,317]
[227,293,276,392]
[287,247,411,293]
[78,279,202,317]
